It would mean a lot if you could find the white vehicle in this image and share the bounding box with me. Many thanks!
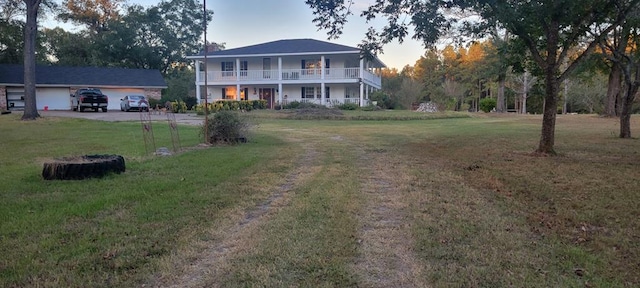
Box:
[120,95,149,112]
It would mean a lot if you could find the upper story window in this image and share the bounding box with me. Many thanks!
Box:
[221,61,234,77]
[240,61,248,76]
[302,59,321,75]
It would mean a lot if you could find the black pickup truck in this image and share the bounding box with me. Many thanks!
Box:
[71,88,109,112]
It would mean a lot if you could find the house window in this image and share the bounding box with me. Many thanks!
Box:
[302,59,321,75]
[240,61,248,77]
[325,86,330,99]
[222,87,236,99]
[325,59,330,75]
[302,87,320,99]
[345,87,357,98]
[221,61,234,77]
[263,58,271,78]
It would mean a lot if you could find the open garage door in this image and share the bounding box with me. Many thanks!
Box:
[100,88,146,111]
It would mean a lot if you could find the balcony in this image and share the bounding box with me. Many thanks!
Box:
[197,67,380,87]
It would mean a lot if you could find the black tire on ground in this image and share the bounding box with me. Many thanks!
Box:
[42,155,126,180]
[102,108,107,112]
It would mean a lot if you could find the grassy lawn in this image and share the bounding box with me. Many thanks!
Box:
[1,111,638,287]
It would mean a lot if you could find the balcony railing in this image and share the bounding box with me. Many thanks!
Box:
[198,67,379,84]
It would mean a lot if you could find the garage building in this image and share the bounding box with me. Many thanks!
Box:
[0,64,167,111]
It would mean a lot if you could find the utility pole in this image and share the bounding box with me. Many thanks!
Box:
[203,0,209,143]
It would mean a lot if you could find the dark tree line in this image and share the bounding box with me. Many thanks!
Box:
[0,0,215,119]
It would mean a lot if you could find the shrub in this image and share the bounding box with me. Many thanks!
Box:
[201,111,251,144]
[195,100,267,115]
[361,104,381,111]
[148,98,163,110]
[479,98,497,113]
[371,91,398,109]
[183,96,198,110]
[281,101,325,109]
[335,102,359,110]
[170,100,188,113]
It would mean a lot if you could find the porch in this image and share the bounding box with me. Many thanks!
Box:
[197,67,381,87]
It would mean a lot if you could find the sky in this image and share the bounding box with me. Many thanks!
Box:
[44,0,426,69]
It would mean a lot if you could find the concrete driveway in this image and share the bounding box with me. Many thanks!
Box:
[37,110,204,126]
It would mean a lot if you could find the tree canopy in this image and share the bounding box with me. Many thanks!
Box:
[307,0,640,154]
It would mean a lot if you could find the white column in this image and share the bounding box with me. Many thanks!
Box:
[196,83,201,104]
[195,60,201,82]
[320,56,325,106]
[366,84,369,101]
[236,58,240,81]
[359,59,365,107]
[195,60,201,104]
[236,58,241,100]
[321,83,326,106]
[278,57,283,104]
[321,56,325,80]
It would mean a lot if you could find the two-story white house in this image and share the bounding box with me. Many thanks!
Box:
[187,39,385,108]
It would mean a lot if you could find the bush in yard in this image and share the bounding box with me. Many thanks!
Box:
[148,98,163,110]
[202,111,251,144]
[335,102,359,110]
[361,104,381,111]
[371,90,398,109]
[479,98,497,113]
[183,96,198,110]
[170,100,188,113]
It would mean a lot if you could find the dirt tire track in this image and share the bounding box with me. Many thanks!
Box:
[152,138,320,288]
[352,147,427,287]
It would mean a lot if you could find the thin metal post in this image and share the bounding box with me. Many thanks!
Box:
[203,0,209,143]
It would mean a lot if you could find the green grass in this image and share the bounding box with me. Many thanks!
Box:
[1,112,639,287]
[0,114,299,287]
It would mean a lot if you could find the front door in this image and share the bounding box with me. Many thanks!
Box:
[259,88,274,109]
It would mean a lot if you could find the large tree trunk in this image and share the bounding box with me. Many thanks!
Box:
[538,71,559,154]
[605,64,622,117]
[496,74,505,112]
[537,26,560,155]
[21,0,42,121]
[619,63,639,138]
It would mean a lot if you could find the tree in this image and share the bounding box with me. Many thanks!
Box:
[307,0,640,155]
[21,0,42,120]
[566,72,608,114]
[0,18,24,63]
[599,8,640,138]
[58,0,124,33]
[2,0,56,64]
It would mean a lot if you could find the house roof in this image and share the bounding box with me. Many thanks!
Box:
[0,64,167,88]
[188,38,386,67]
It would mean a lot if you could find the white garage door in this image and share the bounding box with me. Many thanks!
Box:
[36,88,71,110]
[100,88,146,111]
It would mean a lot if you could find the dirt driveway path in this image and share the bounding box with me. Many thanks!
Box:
[149,125,427,287]
[38,110,204,126]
